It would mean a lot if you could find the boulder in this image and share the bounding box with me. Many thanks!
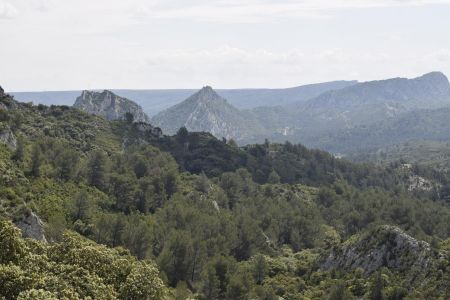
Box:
[15,211,47,242]
[0,126,17,150]
[133,122,163,138]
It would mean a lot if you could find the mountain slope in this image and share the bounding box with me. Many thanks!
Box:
[320,106,450,158]
[73,90,150,123]
[151,86,264,140]
[217,80,357,108]
[295,72,450,132]
[2,87,450,298]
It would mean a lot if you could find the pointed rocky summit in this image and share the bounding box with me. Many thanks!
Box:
[151,86,263,140]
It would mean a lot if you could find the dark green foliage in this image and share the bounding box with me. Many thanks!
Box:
[252,254,267,284]
[152,132,247,177]
[55,147,79,181]
[158,231,194,286]
[71,191,91,221]
[87,150,108,190]
[200,265,220,300]
[370,272,385,300]
[267,170,280,184]
[12,136,24,162]
[329,281,354,300]
[176,126,189,144]
[29,143,42,177]
[124,112,134,124]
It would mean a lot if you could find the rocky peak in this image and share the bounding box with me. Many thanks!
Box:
[151,86,263,140]
[198,86,215,96]
[74,90,150,123]
[416,71,449,84]
[189,86,226,105]
[413,71,450,94]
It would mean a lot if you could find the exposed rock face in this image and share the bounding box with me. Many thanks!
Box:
[15,211,47,242]
[132,122,163,138]
[0,86,8,110]
[320,225,432,275]
[399,164,435,192]
[0,126,17,150]
[151,86,264,141]
[74,90,150,123]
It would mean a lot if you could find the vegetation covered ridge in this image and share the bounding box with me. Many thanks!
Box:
[1,89,450,299]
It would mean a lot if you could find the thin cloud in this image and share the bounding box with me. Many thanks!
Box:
[0,1,19,19]
[135,0,450,23]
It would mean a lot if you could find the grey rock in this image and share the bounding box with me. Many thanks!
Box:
[132,122,163,138]
[320,225,432,275]
[151,86,265,141]
[0,86,4,97]
[15,211,47,242]
[0,126,17,150]
[74,90,150,123]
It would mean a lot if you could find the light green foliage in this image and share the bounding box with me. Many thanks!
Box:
[119,262,167,300]
[17,289,58,300]
[0,220,167,300]
[0,220,26,264]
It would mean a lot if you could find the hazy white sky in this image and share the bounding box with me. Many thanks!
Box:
[2,0,450,91]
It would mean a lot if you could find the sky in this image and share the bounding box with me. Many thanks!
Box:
[2,0,450,91]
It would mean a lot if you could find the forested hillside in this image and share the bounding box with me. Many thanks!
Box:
[1,90,450,299]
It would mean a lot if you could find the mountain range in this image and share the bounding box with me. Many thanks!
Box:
[9,72,450,166]
[10,80,357,116]
[151,72,450,158]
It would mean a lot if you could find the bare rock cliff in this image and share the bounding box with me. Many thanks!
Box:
[74,90,150,123]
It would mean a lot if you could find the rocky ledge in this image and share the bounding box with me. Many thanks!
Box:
[15,211,47,242]
[319,225,433,275]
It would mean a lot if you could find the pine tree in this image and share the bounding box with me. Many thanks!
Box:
[12,136,24,162]
[201,266,220,300]
[72,191,91,221]
[30,143,42,177]
[267,170,281,184]
[196,172,210,193]
[176,126,189,144]
[87,150,107,190]
[252,254,267,285]
[329,281,353,300]
[370,272,385,300]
